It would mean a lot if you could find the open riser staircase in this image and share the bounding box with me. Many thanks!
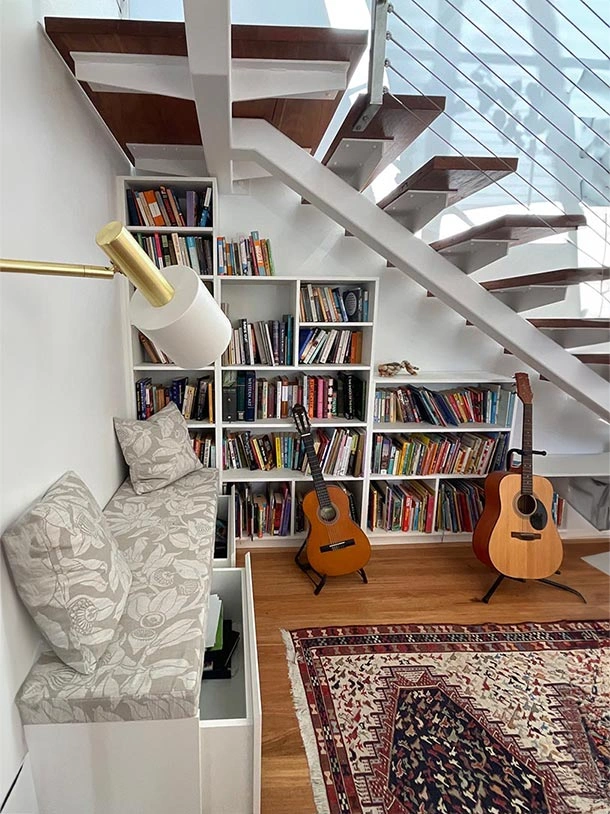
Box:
[41,6,609,529]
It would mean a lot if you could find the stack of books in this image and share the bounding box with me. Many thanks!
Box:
[134,233,213,275]
[298,328,363,364]
[369,481,435,533]
[203,594,240,681]
[373,385,515,427]
[222,316,294,366]
[217,232,275,275]
[436,480,485,533]
[139,332,173,365]
[135,376,214,422]
[299,284,369,322]
[127,186,212,228]
[191,432,216,468]
[232,483,292,538]
[370,432,509,477]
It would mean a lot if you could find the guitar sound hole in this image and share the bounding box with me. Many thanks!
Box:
[319,505,337,522]
[517,494,537,516]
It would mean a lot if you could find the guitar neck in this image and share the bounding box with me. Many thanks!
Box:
[300,432,332,510]
[521,403,533,495]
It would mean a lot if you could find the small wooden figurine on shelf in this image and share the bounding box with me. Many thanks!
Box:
[377,360,419,377]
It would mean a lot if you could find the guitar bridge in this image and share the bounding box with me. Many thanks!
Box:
[320,539,355,553]
[511,531,542,541]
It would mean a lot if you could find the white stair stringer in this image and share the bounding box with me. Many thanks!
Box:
[231,118,610,422]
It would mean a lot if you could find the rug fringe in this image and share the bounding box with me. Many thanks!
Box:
[281,630,331,814]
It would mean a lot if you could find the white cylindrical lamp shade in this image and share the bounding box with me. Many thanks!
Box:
[129,265,231,368]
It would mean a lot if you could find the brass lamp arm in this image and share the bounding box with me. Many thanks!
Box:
[0,221,175,308]
[0,258,116,279]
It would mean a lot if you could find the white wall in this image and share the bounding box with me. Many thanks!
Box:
[0,1,130,801]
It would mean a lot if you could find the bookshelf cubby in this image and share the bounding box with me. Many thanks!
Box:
[119,176,544,545]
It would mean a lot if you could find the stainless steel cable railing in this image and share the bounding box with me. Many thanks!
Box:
[384,61,607,268]
[385,33,610,244]
[439,0,609,146]
[388,7,610,215]
[538,0,610,62]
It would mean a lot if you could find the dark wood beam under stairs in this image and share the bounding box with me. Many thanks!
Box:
[319,93,445,193]
[480,267,610,311]
[427,214,587,274]
[527,318,610,349]
[377,156,518,232]
[44,18,367,162]
[469,318,609,348]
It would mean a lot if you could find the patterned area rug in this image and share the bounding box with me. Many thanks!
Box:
[283,621,610,814]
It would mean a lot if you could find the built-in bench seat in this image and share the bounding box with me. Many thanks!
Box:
[16,468,218,726]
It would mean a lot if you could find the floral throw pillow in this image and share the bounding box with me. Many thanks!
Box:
[1,471,132,675]
[114,401,202,495]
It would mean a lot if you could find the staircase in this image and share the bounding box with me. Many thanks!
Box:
[42,7,609,527]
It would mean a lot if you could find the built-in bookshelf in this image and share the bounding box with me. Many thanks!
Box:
[119,176,562,545]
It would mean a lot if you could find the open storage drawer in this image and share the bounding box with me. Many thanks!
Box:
[199,554,261,814]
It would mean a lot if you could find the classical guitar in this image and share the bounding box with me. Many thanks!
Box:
[292,404,371,579]
[472,373,563,580]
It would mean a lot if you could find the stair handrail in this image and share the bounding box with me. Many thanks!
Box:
[387,9,610,215]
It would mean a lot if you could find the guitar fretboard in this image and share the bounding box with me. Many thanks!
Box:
[521,403,533,495]
[300,432,332,509]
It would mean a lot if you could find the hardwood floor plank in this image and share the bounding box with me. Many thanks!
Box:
[238,540,609,814]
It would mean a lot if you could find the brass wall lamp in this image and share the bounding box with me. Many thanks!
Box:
[1,222,231,368]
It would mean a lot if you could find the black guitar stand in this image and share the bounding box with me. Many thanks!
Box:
[295,539,368,595]
[481,572,586,604]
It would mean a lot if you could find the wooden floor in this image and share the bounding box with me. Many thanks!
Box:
[238,540,609,814]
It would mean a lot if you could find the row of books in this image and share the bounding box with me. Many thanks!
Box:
[191,432,216,468]
[369,481,435,533]
[139,332,173,365]
[217,233,275,276]
[127,186,212,228]
[436,480,485,533]
[370,432,509,477]
[223,427,365,477]
[134,232,213,275]
[373,385,514,427]
[233,483,292,539]
[299,284,370,323]
[222,316,294,366]
[222,372,367,422]
[299,328,363,365]
[135,376,214,422]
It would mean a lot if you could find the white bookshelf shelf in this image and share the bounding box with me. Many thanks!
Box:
[300,322,373,328]
[127,226,214,235]
[372,422,511,433]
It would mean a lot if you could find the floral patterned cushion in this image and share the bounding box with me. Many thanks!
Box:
[114,401,202,495]
[16,468,218,725]
[2,471,132,675]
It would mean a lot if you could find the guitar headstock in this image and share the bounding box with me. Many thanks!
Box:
[292,403,311,435]
[515,372,533,404]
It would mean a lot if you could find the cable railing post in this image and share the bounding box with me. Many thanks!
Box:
[353,0,389,132]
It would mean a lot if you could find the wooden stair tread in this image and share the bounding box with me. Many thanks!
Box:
[483,267,610,291]
[44,17,367,160]
[527,319,610,329]
[378,155,518,210]
[430,214,587,252]
[320,93,446,191]
[574,353,610,364]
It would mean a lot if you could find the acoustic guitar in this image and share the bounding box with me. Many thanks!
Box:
[292,404,371,578]
[472,373,563,580]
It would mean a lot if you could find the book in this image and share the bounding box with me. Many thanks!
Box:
[202,620,240,680]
